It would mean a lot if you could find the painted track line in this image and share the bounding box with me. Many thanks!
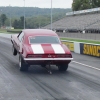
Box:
[72,61,100,71]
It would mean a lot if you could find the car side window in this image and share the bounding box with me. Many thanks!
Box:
[18,32,24,42]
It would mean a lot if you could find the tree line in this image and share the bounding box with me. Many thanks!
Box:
[72,0,100,11]
[0,13,67,29]
[0,7,72,29]
[0,7,71,18]
[0,14,7,26]
[1,3,100,29]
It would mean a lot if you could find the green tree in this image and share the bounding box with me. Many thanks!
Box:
[20,16,24,29]
[12,16,26,29]
[90,0,100,7]
[0,14,7,26]
[0,16,1,27]
[72,0,82,11]
[12,13,67,29]
[72,0,100,11]
[80,0,91,10]
[12,19,19,29]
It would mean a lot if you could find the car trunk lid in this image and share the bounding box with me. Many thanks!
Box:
[31,44,65,54]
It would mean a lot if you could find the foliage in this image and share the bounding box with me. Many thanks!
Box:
[0,14,7,26]
[72,0,82,11]
[12,12,69,29]
[0,7,72,29]
[72,0,100,11]
[0,7,72,17]
[13,19,20,29]
[12,16,26,29]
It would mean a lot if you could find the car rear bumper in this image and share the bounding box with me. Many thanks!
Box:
[24,58,73,61]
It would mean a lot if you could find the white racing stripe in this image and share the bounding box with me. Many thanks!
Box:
[31,44,44,54]
[72,61,100,71]
[51,44,65,54]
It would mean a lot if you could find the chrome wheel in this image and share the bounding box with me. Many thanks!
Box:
[12,46,14,53]
[19,56,21,69]
[19,55,29,71]
[12,45,17,56]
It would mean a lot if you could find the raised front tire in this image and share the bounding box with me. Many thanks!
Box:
[58,64,68,71]
[19,55,29,71]
[12,45,17,56]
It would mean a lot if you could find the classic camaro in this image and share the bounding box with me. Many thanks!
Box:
[11,29,73,73]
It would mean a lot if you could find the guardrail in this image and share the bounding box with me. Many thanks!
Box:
[62,40,100,57]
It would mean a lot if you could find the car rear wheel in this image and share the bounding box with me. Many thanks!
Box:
[58,64,68,71]
[19,55,29,71]
[41,64,46,68]
[12,45,17,56]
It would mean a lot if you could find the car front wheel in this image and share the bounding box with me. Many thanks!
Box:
[12,45,17,56]
[58,64,68,71]
[19,55,29,71]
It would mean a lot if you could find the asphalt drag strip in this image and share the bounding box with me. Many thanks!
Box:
[0,37,100,100]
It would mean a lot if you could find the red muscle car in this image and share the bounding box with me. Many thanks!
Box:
[11,29,73,73]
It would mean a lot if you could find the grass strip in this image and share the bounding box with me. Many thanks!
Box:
[0,29,22,34]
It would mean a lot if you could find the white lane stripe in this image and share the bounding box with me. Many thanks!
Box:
[51,44,65,54]
[72,61,100,71]
[31,44,44,54]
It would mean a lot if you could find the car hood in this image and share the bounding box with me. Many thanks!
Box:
[30,44,70,54]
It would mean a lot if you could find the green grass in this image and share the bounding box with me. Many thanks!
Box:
[0,29,22,34]
[9,29,22,31]
[0,29,7,33]
[7,29,22,33]
[61,37,100,44]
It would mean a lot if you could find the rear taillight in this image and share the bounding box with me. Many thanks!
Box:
[27,54,42,58]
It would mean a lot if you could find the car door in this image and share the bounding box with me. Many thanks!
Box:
[16,31,24,52]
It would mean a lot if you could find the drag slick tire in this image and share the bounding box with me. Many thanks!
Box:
[41,64,46,68]
[19,55,29,71]
[58,64,68,71]
[12,45,17,56]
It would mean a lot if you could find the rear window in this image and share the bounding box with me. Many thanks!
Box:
[29,36,60,44]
